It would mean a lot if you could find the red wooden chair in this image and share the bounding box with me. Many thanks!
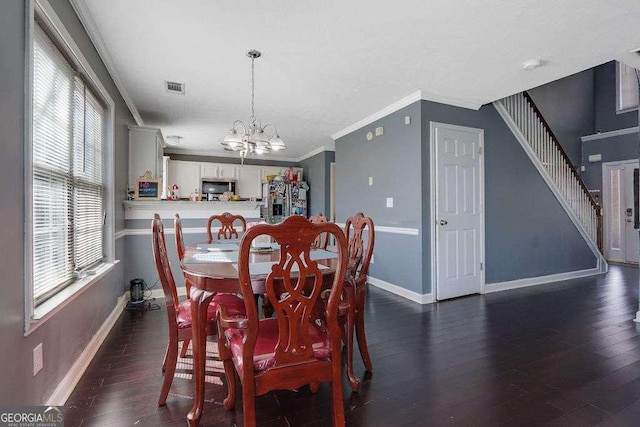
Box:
[309,212,330,249]
[343,212,375,391]
[152,214,246,406]
[216,215,349,426]
[206,212,246,241]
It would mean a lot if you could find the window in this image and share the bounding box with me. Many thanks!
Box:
[31,23,106,305]
[616,61,639,113]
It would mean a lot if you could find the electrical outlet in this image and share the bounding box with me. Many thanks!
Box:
[33,343,43,376]
[368,176,373,186]
[405,115,411,125]
[386,197,393,208]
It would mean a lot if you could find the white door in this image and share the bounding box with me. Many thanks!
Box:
[432,123,484,300]
[603,160,639,264]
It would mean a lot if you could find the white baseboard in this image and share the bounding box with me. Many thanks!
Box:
[367,276,433,304]
[45,292,129,405]
[484,268,603,294]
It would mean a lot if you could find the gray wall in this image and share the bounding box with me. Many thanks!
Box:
[595,61,638,133]
[528,69,596,167]
[336,102,424,293]
[420,100,595,285]
[0,0,134,404]
[335,99,596,296]
[580,61,639,193]
[582,133,639,192]
[299,150,335,217]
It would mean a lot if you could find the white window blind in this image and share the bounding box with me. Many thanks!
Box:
[32,23,105,304]
[616,61,639,113]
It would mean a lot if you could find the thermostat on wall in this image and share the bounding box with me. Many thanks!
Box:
[588,154,602,163]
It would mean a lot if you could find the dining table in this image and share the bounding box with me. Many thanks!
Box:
[179,238,340,426]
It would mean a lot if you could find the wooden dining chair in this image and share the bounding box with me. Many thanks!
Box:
[342,212,375,391]
[309,212,330,249]
[151,214,246,406]
[206,212,246,241]
[215,215,349,427]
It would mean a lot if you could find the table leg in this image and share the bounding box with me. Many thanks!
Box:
[187,287,215,426]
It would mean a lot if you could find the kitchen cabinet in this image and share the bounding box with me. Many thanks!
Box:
[236,165,262,199]
[168,160,200,197]
[128,126,164,190]
[201,163,237,179]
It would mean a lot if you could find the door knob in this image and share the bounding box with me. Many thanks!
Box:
[439,219,448,226]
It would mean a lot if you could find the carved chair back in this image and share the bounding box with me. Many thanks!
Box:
[206,212,247,241]
[309,212,329,249]
[345,212,375,284]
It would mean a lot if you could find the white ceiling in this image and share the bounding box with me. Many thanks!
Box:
[74,0,640,161]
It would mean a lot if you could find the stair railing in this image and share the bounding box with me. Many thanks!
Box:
[498,92,602,251]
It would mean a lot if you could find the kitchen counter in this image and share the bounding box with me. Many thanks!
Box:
[123,200,263,220]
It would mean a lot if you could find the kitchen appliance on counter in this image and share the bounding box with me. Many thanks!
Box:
[202,178,237,201]
[262,180,308,223]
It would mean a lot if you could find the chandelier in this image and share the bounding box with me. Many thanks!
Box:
[221,50,286,160]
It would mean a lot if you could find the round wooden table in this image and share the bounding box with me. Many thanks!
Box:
[179,242,339,426]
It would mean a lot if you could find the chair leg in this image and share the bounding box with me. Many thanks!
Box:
[180,339,190,358]
[217,334,237,411]
[355,286,373,372]
[331,363,346,426]
[158,339,178,405]
[161,342,170,373]
[343,286,359,392]
[242,384,257,427]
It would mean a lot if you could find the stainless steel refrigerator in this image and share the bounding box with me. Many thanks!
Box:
[262,180,308,223]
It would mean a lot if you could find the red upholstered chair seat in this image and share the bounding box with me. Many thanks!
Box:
[176,294,245,329]
[224,317,332,375]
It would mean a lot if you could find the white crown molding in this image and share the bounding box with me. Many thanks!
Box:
[296,145,335,162]
[581,126,639,142]
[331,90,484,140]
[421,90,484,111]
[331,91,423,140]
[69,0,144,126]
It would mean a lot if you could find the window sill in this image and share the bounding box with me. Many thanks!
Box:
[26,260,120,335]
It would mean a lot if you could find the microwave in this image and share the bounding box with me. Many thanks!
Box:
[201,178,237,200]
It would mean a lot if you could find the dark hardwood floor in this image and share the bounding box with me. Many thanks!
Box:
[66,265,640,426]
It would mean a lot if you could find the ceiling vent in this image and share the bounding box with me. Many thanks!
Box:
[165,81,185,95]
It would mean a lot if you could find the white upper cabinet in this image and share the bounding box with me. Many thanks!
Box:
[201,163,237,179]
[236,165,262,199]
[168,160,200,197]
[128,126,164,190]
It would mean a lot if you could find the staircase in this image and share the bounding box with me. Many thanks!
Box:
[494,92,606,269]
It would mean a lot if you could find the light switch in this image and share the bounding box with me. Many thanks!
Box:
[375,127,384,137]
[368,176,373,186]
[386,197,393,208]
[405,116,411,125]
